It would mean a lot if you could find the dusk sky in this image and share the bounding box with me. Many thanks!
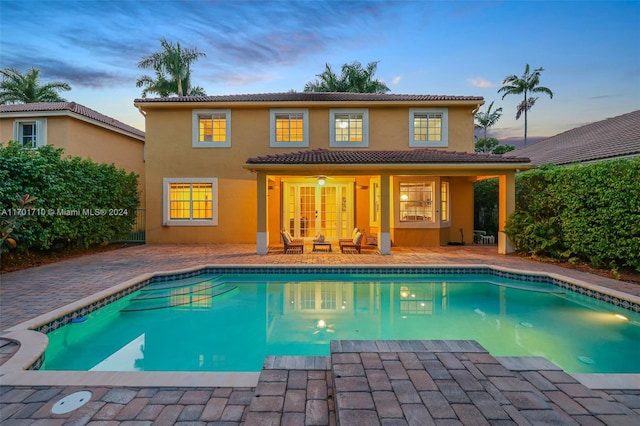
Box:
[1,0,639,145]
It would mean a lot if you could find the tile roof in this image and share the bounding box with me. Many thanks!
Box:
[0,102,145,139]
[246,148,530,165]
[511,110,640,165]
[135,92,484,104]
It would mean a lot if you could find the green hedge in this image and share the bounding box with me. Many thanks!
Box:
[0,142,139,252]
[505,158,640,271]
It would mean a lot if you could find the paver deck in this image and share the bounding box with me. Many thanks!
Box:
[1,244,639,424]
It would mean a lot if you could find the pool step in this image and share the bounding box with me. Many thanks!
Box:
[132,282,226,301]
[140,274,222,291]
[120,284,238,312]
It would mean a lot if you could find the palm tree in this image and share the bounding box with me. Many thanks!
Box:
[0,67,71,104]
[304,61,390,93]
[474,101,503,139]
[498,64,553,145]
[137,38,206,97]
[136,68,206,98]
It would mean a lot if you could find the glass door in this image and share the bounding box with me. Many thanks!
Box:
[283,179,354,241]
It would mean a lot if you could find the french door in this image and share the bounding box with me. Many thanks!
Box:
[283,179,354,240]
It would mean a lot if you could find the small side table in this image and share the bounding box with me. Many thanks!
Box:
[313,242,332,252]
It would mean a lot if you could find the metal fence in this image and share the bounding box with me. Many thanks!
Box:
[113,208,145,243]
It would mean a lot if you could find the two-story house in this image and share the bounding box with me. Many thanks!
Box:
[134,92,531,254]
[0,102,146,201]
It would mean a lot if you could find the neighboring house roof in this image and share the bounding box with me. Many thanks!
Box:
[510,110,640,165]
[135,92,484,104]
[0,102,145,140]
[246,148,530,167]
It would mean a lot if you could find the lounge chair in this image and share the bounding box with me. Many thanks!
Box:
[339,228,360,248]
[340,230,364,253]
[281,229,304,254]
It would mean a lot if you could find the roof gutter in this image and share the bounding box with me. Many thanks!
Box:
[133,99,485,109]
[243,162,535,174]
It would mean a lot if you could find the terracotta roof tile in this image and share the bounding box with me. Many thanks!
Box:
[247,148,530,165]
[511,110,640,165]
[0,102,144,139]
[135,92,483,104]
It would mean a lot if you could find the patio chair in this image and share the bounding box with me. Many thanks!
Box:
[339,228,360,249]
[281,229,304,254]
[340,230,363,253]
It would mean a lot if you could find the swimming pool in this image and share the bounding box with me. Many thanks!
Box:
[41,269,640,374]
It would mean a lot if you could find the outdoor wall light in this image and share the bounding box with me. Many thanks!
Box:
[317,176,326,186]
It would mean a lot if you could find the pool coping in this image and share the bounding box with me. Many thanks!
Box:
[2,263,639,390]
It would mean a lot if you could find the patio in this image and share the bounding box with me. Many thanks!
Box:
[1,244,639,424]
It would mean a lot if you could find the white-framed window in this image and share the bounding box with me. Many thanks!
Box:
[440,181,450,223]
[13,119,46,148]
[398,180,434,223]
[409,108,448,147]
[163,178,218,226]
[270,108,309,147]
[369,178,380,227]
[192,110,231,148]
[330,108,368,147]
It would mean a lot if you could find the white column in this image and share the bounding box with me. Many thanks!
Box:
[256,172,268,255]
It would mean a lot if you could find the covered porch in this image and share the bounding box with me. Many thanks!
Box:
[243,149,532,255]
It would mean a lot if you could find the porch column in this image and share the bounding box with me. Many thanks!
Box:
[379,172,391,255]
[256,171,268,254]
[498,171,515,254]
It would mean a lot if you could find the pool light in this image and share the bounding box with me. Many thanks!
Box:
[614,314,628,321]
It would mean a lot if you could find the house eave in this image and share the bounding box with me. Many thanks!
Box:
[134,99,484,110]
[243,162,534,175]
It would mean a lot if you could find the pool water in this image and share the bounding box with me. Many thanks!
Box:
[42,273,640,374]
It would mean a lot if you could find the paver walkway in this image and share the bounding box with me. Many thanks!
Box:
[1,244,639,425]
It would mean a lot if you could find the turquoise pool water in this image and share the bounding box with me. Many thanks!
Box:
[42,273,640,374]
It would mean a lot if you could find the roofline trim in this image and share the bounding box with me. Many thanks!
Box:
[134,100,484,109]
[242,163,535,173]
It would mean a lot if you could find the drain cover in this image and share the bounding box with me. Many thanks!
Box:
[51,390,92,414]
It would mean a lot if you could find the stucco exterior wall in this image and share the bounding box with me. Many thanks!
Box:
[141,101,490,247]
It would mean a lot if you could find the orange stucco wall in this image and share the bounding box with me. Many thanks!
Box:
[141,102,484,246]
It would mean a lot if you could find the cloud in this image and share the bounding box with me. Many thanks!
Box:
[392,75,403,85]
[467,77,496,88]
[587,94,622,100]
[1,0,396,91]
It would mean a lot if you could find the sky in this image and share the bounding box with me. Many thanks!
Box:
[1,0,639,146]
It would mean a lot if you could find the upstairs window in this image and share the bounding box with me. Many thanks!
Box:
[330,109,368,147]
[163,178,218,226]
[192,110,231,148]
[270,109,308,147]
[13,119,46,148]
[409,108,448,148]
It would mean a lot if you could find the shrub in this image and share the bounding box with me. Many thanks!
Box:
[505,158,640,271]
[0,142,139,252]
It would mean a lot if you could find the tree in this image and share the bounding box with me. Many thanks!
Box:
[137,38,206,97]
[304,61,390,93]
[0,67,71,104]
[498,64,553,145]
[475,137,515,154]
[474,101,503,139]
